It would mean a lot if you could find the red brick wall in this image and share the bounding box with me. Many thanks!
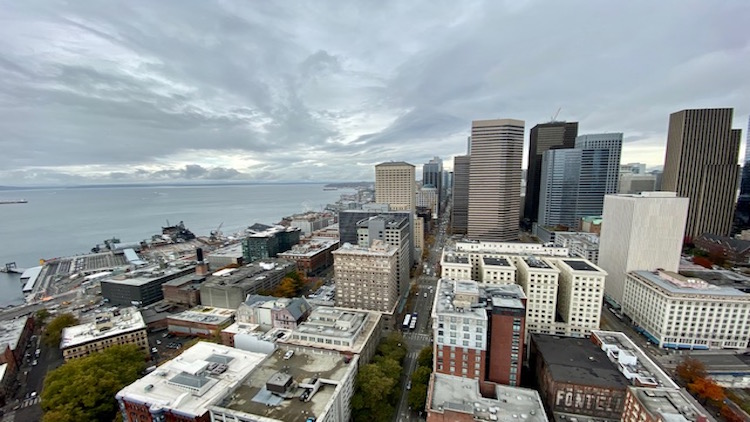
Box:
[434,344,485,380]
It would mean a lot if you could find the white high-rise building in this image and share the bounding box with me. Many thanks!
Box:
[468,119,524,241]
[598,192,689,305]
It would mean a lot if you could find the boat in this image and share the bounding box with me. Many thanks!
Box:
[323,187,338,191]
[0,199,28,204]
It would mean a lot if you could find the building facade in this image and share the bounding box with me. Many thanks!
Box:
[524,121,578,223]
[622,270,750,349]
[598,192,689,305]
[101,266,196,307]
[662,108,741,240]
[242,225,301,262]
[451,155,470,234]
[375,161,416,212]
[333,241,399,313]
[61,308,148,361]
[468,119,525,241]
[277,237,339,276]
[423,156,443,211]
[356,214,411,297]
[199,259,296,309]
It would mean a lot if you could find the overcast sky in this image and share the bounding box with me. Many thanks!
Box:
[0,1,748,186]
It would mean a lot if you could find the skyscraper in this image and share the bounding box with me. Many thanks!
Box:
[468,119,524,241]
[662,108,741,240]
[598,192,689,305]
[523,122,578,223]
[375,161,416,212]
[734,116,750,234]
[537,133,622,228]
[451,155,470,234]
[422,157,443,211]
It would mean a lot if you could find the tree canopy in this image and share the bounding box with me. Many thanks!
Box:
[41,344,146,422]
[351,333,408,421]
[676,357,707,385]
[42,313,78,348]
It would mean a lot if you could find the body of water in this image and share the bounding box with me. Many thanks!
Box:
[0,184,347,306]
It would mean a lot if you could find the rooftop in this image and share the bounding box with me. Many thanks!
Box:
[631,270,749,298]
[282,307,381,354]
[101,265,195,287]
[442,252,471,265]
[591,330,678,389]
[61,308,146,349]
[116,342,267,419]
[429,374,547,422]
[247,225,300,239]
[278,238,339,258]
[332,241,398,257]
[561,259,602,273]
[243,296,311,321]
[531,334,629,389]
[375,161,415,167]
[207,243,244,258]
[483,256,512,267]
[168,306,236,325]
[523,257,553,269]
[212,347,358,421]
[629,387,707,422]
[356,214,408,229]
[0,316,29,352]
[435,279,525,317]
[202,259,295,289]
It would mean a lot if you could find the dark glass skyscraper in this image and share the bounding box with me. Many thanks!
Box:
[422,157,443,211]
[734,116,750,234]
[523,122,578,223]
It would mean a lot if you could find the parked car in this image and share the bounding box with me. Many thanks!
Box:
[283,350,294,360]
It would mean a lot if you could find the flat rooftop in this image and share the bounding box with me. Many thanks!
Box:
[532,334,628,389]
[282,307,380,354]
[523,257,552,269]
[207,243,243,258]
[629,387,707,422]
[0,317,29,352]
[168,306,235,325]
[435,279,525,317]
[202,259,295,289]
[632,270,749,298]
[61,308,146,349]
[483,256,511,267]
[591,330,678,389]
[562,259,601,272]
[429,374,547,422]
[332,242,397,257]
[278,238,339,258]
[101,265,195,287]
[442,253,470,264]
[213,347,358,421]
[116,342,267,419]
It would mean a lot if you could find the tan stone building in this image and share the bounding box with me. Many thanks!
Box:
[333,241,398,314]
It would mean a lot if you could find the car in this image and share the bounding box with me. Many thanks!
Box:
[424,292,428,298]
[151,347,158,353]
[35,349,41,358]
[162,333,169,338]
[30,392,37,398]
[283,350,294,360]
[32,360,37,366]
[406,380,412,390]
[156,340,162,345]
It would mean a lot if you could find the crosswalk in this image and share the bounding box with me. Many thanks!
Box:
[19,397,40,408]
[405,333,431,343]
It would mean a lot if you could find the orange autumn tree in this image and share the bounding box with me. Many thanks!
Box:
[688,377,725,404]
[676,357,707,384]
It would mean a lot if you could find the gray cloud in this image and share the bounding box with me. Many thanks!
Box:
[0,0,748,185]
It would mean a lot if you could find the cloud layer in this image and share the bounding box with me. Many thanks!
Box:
[1,0,748,185]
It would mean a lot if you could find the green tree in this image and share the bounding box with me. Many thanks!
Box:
[416,346,433,368]
[43,313,78,348]
[41,344,146,422]
[376,332,407,363]
[351,363,397,421]
[412,365,432,386]
[407,382,429,411]
[36,309,51,326]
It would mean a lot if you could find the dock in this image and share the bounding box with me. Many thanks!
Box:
[1,262,25,274]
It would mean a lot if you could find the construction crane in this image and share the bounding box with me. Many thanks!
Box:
[551,107,562,122]
[210,222,224,239]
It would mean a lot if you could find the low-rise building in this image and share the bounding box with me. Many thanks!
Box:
[281,307,382,364]
[622,270,750,349]
[161,273,204,307]
[116,342,268,422]
[555,232,600,263]
[289,211,336,236]
[622,387,709,422]
[278,237,339,276]
[61,307,148,361]
[209,347,359,422]
[236,295,312,330]
[167,306,235,338]
[206,243,244,268]
[0,316,33,375]
[101,265,195,306]
[426,373,547,422]
[694,233,750,266]
[199,259,296,309]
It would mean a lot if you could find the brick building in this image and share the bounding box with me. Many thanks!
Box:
[277,237,339,276]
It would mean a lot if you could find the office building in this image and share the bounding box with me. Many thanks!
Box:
[432,280,526,388]
[161,273,203,307]
[277,237,339,276]
[423,156,443,211]
[537,133,622,229]
[199,259,296,309]
[622,270,750,349]
[100,265,195,307]
[61,308,148,361]
[289,211,335,236]
[452,155,470,234]
[620,162,647,175]
[375,161,416,212]
[598,192,689,305]
[242,224,301,262]
[333,241,399,313]
[468,119,524,241]
[619,173,657,194]
[206,243,244,268]
[662,108,741,239]
[426,374,547,422]
[356,214,411,297]
[417,185,438,218]
[167,306,235,338]
[555,232,600,263]
[524,121,578,223]
[734,116,750,234]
